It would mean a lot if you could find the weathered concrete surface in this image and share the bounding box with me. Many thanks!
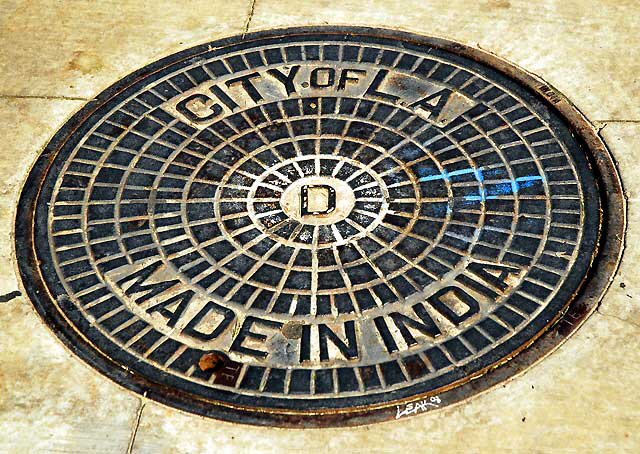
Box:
[0,0,250,100]
[0,0,638,452]
[248,0,640,122]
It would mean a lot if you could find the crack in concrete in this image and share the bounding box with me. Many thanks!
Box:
[0,94,93,101]
[0,290,21,303]
[126,397,146,454]
[242,0,257,38]
[594,119,640,124]
[593,120,607,134]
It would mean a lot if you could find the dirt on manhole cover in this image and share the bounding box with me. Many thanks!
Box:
[14,27,625,427]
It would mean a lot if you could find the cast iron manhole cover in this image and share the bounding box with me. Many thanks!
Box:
[15,27,624,427]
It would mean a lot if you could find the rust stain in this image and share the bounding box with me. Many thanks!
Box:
[198,352,225,372]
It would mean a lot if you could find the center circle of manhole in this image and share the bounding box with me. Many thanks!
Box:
[15,27,624,427]
[278,176,357,225]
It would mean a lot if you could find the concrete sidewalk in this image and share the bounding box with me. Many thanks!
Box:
[0,1,638,452]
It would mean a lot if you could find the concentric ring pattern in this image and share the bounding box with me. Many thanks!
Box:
[17,29,602,423]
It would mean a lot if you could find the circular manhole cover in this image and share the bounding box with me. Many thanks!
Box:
[15,27,624,427]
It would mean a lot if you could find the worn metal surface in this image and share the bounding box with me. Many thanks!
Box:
[14,27,624,427]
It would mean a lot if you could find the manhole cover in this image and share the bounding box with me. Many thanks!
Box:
[15,27,624,427]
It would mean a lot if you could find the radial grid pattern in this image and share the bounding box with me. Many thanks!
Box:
[43,37,588,401]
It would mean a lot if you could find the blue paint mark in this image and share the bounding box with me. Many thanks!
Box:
[416,165,545,202]
[463,175,544,201]
[418,167,479,182]
[491,182,515,196]
[473,167,484,183]
[515,176,544,190]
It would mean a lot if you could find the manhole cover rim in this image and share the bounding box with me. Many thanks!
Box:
[13,26,625,428]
